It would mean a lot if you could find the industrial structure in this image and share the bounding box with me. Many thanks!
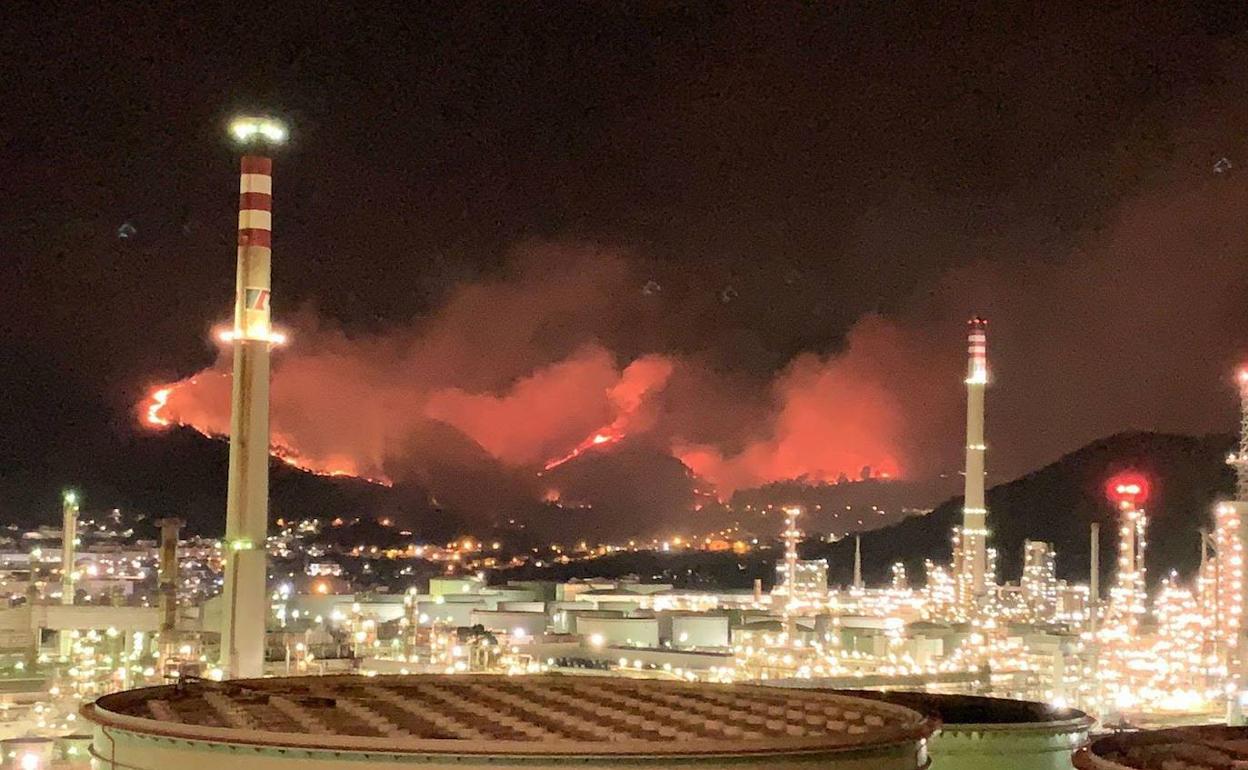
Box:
[9,301,1248,768]
[81,675,934,769]
[956,317,990,607]
[1224,367,1248,723]
[219,116,287,679]
[842,692,1093,770]
[1105,475,1149,635]
[57,491,78,659]
[1074,724,1248,769]
[59,492,77,611]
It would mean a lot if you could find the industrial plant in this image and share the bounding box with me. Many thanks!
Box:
[0,111,1245,770]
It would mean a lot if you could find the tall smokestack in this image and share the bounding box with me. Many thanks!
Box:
[960,317,989,600]
[853,535,863,590]
[58,490,78,659]
[220,116,287,679]
[60,490,78,607]
[1089,522,1099,606]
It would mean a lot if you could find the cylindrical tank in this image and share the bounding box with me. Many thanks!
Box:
[1075,723,1248,769]
[83,674,934,770]
[839,691,1092,770]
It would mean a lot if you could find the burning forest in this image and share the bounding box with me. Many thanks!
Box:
[140,246,936,528]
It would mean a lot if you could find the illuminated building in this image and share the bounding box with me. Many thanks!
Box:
[1021,540,1058,623]
[81,675,935,769]
[774,559,828,598]
[220,116,287,680]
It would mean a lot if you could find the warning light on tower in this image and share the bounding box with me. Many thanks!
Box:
[1106,471,1150,510]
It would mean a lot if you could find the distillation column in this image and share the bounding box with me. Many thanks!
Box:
[58,490,78,658]
[1226,369,1248,722]
[781,506,802,637]
[60,491,78,607]
[156,518,184,662]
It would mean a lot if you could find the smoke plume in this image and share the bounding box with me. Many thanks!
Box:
[147,244,950,520]
[146,96,1248,527]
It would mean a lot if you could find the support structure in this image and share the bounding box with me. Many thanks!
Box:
[958,317,990,604]
[219,116,286,679]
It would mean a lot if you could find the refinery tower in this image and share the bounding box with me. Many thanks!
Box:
[1227,367,1248,722]
[959,317,990,601]
[219,116,287,678]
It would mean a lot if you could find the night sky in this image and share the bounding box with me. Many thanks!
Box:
[4,3,1248,524]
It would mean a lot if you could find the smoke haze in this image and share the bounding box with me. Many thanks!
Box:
[150,116,1248,528]
[5,3,1241,532]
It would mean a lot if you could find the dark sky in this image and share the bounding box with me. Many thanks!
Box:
[4,2,1248,520]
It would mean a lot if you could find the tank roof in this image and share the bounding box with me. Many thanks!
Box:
[1076,724,1248,769]
[838,690,1092,728]
[84,674,932,758]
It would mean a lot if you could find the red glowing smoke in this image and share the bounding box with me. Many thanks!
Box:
[140,246,927,505]
[541,355,674,471]
[145,344,673,481]
[675,316,924,495]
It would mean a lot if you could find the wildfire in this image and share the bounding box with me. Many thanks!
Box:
[142,384,391,486]
[146,388,172,427]
[540,355,673,472]
[543,429,625,471]
[275,448,393,486]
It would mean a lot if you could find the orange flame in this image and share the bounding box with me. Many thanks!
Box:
[543,429,625,471]
[141,383,391,486]
[146,387,172,427]
[541,355,673,471]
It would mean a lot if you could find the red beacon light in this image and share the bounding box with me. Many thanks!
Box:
[1106,471,1150,510]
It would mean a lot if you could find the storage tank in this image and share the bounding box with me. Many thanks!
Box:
[840,691,1092,770]
[82,674,934,769]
